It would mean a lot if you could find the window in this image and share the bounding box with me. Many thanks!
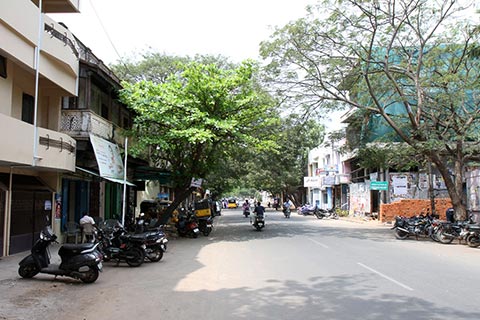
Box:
[22,93,34,124]
[0,55,6,78]
[101,104,109,120]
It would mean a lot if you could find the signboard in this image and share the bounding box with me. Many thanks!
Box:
[304,176,322,188]
[190,178,203,188]
[370,181,389,191]
[89,133,124,179]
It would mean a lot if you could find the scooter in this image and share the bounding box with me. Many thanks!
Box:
[251,212,265,231]
[18,225,103,283]
[243,206,250,218]
[176,209,200,238]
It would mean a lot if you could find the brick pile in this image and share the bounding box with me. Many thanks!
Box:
[379,198,452,222]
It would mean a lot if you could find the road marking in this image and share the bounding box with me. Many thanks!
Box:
[308,238,329,249]
[357,262,414,291]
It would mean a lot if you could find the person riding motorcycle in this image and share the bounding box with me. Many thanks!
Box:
[242,200,251,217]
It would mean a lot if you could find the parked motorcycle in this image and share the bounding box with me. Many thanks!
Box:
[251,212,265,231]
[176,208,200,238]
[465,224,480,248]
[128,228,168,262]
[297,204,318,216]
[314,208,339,220]
[198,216,213,236]
[392,214,437,240]
[18,224,103,283]
[96,223,146,267]
[434,220,476,245]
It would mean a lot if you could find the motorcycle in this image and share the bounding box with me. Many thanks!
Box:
[434,220,476,245]
[314,208,339,220]
[197,216,213,236]
[392,215,437,241]
[18,224,103,283]
[96,223,146,267]
[282,203,291,218]
[297,204,318,216]
[251,212,265,231]
[465,224,480,248]
[243,206,250,218]
[176,208,200,238]
[128,228,168,262]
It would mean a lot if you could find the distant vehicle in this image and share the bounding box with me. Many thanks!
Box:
[227,198,238,209]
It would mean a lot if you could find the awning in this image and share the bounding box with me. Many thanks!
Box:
[133,166,171,184]
[76,166,136,187]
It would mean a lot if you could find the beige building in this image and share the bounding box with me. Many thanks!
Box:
[0,0,80,256]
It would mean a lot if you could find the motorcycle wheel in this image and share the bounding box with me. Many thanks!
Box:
[192,231,199,238]
[126,247,145,267]
[202,229,211,236]
[256,226,263,231]
[436,228,454,244]
[80,266,99,283]
[466,234,480,248]
[18,263,39,278]
[147,248,163,262]
[394,229,409,240]
[315,214,323,219]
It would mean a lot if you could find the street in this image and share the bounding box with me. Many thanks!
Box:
[1,209,480,320]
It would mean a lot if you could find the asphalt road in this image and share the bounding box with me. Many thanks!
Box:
[1,209,480,320]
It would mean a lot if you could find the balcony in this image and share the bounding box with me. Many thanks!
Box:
[61,110,125,146]
[0,113,76,172]
[0,0,79,95]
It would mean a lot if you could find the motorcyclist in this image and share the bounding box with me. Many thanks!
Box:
[242,200,250,217]
[253,201,265,218]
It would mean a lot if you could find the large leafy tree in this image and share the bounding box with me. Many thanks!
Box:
[260,0,480,219]
[119,59,277,213]
[245,114,324,204]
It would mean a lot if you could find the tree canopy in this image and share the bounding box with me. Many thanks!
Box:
[260,0,480,219]
[119,59,278,210]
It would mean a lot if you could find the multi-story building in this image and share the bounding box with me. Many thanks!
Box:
[0,0,80,256]
[305,138,350,212]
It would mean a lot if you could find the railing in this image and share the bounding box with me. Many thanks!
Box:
[60,110,125,147]
[44,23,78,58]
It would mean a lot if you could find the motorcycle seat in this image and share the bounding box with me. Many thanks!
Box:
[59,243,96,255]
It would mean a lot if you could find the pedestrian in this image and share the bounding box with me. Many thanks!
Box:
[79,212,96,243]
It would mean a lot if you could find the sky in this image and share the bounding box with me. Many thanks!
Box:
[49,0,316,65]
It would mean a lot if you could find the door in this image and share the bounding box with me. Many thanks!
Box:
[9,191,51,254]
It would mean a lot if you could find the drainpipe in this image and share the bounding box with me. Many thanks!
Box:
[121,137,128,226]
[33,0,43,166]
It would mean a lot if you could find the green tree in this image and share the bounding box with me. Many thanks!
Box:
[119,59,277,213]
[260,0,480,219]
[245,114,324,204]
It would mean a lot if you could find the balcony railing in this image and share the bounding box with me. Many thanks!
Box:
[60,110,126,147]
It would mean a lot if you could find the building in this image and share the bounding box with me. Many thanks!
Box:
[305,138,350,212]
[0,0,80,256]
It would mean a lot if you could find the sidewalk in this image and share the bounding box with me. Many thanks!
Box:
[0,243,62,283]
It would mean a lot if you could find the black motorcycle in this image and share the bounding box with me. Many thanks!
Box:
[314,208,338,220]
[198,216,213,236]
[251,213,265,231]
[18,225,103,283]
[392,215,437,241]
[96,223,146,267]
[128,228,168,262]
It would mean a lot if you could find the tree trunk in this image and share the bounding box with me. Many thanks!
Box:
[430,153,467,220]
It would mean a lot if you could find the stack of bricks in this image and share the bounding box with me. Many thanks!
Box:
[379,198,452,222]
